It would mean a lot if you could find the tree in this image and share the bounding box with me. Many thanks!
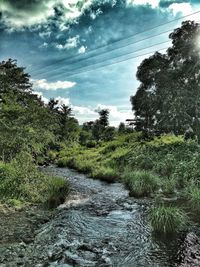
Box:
[131,21,200,138]
[98,109,109,127]
[118,122,126,134]
[104,126,115,141]
[0,59,80,160]
[58,104,79,142]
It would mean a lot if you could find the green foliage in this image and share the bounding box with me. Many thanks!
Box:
[86,140,97,148]
[0,152,70,206]
[47,150,58,162]
[186,186,200,211]
[6,198,24,207]
[45,177,70,208]
[122,170,160,197]
[79,130,92,146]
[161,178,176,195]
[131,21,200,138]
[149,206,188,234]
[91,166,119,182]
[118,122,126,134]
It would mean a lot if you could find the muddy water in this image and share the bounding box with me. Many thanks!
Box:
[0,166,183,267]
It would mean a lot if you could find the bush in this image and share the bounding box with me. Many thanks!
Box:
[186,186,200,211]
[86,140,97,148]
[161,178,176,195]
[149,206,188,234]
[57,157,74,168]
[73,158,94,174]
[123,170,160,197]
[47,150,57,162]
[6,198,24,207]
[91,166,119,182]
[0,152,70,207]
[45,177,70,208]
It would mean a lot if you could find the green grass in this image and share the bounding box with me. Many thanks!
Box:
[186,186,200,211]
[56,133,200,207]
[149,206,188,234]
[45,177,70,208]
[161,178,176,195]
[91,166,119,182]
[0,152,70,207]
[122,170,160,197]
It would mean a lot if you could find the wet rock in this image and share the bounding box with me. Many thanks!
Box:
[180,232,200,267]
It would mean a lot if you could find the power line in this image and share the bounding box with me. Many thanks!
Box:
[31,10,200,75]
[34,29,172,78]
[37,39,171,80]
[41,46,169,81]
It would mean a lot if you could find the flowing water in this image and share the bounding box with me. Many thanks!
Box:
[0,166,183,267]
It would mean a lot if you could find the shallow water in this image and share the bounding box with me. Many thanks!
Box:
[0,166,183,266]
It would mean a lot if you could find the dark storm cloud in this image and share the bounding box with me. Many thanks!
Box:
[1,0,51,11]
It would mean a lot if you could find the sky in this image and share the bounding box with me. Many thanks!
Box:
[0,0,200,126]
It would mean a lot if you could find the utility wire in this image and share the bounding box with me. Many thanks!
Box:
[44,46,169,80]
[34,29,172,78]
[31,10,200,75]
[38,39,171,80]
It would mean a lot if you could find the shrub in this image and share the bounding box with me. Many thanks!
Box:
[86,140,97,148]
[186,186,200,211]
[57,157,73,168]
[45,177,70,208]
[161,178,176,195]
[149,206,188,234]
[91,166,119,183]
[47,150,57,162]
[73,158,94,174]
[6,198,24,207]
[123,170,160,197]
[0,153,70,207]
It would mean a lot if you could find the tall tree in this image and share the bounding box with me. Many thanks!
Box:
[131,20,200,138]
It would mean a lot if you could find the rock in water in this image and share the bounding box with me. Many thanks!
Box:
[180,232,200,267]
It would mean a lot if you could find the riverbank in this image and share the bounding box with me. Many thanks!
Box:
[0,166,194,267]
[56,133,200,233]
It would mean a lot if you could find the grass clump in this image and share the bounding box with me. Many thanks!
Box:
[45,177,70,208]
[149,206,188,234]
[123,170,160,197]
[186,186,200,211]
[0,152,70,208]
[91,166,119,182]
[161,178,176,195]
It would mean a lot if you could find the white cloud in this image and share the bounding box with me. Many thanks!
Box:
[73,105,96,115]
[96,104,133,126]
[56,36,79,50]
[78,45,86,54]
[32,91,49,104]
[168,3,193,16]
[34,91,133,127]
[127,0,159,8]
[39,42,48,49]
[70,103,134,126]
[55,96,70,106]
[32,79,76,90]
[29,93,133,126]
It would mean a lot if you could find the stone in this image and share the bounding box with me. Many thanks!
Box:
[180,232,200,267]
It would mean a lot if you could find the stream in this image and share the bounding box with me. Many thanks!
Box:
[0,166,184,267]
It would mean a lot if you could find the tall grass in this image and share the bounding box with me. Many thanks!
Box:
[0,152,70,207]
[186,186,200,211]
[122,170,160,197]
[149,206,188,234]
[91,166,119,182]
